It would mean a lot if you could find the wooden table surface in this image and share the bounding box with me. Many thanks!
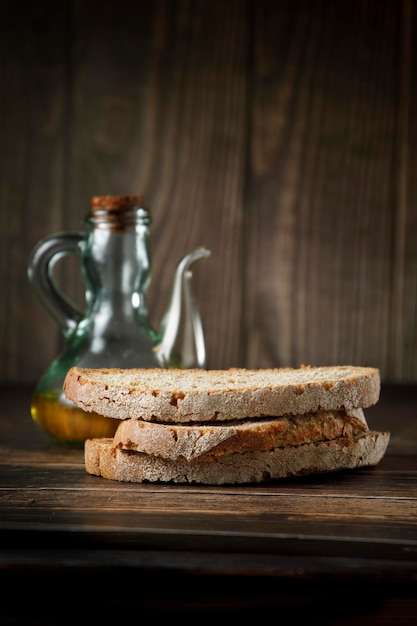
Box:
[1,384,417,623]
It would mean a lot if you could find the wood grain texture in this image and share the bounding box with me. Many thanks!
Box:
[393,0,417,380]
[0,2,70,381]
[1,0,417,384]
[247,0,406,375]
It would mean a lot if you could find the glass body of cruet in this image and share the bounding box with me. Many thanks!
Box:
[27,195,210,447]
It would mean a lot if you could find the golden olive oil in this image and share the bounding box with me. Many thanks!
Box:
[31,391,118,447]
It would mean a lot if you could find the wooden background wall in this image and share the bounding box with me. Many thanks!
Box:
[1,0,416,385]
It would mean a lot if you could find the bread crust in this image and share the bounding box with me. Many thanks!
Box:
[112,409,369,461]
[85,431,390,485]
[64,365,380,423]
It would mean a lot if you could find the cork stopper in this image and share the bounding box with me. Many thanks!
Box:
[87,195,151,230]
[91,195,144,211]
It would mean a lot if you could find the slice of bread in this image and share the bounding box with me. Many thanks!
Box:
[112,409,369,461]
[85,431,390,485]
[64,365,380,423]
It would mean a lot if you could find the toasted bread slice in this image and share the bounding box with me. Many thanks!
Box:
[112,409,369,461]
[64,365,380,423]
[85,431,390,485]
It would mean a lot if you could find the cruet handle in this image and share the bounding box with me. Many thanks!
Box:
[28,233,85,337]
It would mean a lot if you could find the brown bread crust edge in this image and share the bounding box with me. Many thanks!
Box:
[85,431,390,485]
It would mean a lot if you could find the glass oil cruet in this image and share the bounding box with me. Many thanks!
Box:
[28,195,211,447]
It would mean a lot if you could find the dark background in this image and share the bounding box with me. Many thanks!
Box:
[1,0,416,385]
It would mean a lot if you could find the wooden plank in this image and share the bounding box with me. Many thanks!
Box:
[2,475,417,525]
[0,2,69,382]
[1,483,416,563]
[247,0,403,377]
[391,0,417,381]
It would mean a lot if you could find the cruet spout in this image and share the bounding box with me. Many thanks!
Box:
[155,246,211,369]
